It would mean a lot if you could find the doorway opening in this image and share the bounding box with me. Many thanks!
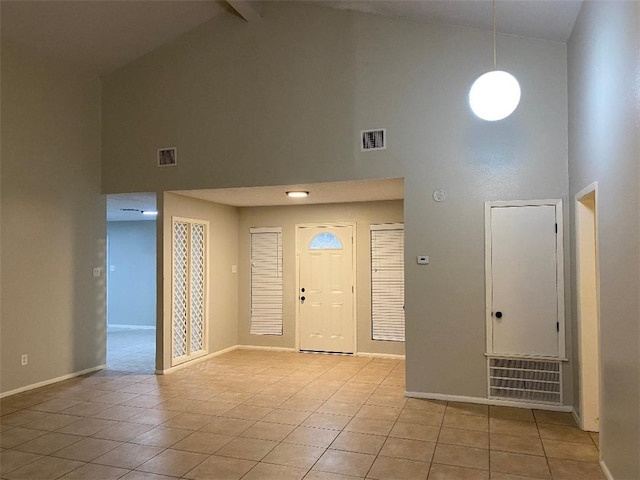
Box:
[106,193,157,373]
[167,178,405,361]
[576,183,600,432]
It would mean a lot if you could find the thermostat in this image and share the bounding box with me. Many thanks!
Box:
[417,256,429,265]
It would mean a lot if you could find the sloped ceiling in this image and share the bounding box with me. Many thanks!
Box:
[0,0,231,75]
[1,1,582,76]
[3,0,579,218]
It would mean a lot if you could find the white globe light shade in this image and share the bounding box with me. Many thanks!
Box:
[469,70,521,121]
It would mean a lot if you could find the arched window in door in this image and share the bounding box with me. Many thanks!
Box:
[309,232,342,250]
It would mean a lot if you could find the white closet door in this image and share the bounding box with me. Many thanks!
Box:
[488,204,561,357]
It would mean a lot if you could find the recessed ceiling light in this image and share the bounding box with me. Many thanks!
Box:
[141,210,158,216]
[286,191,309,198]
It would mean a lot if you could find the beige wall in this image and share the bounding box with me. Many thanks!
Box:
[160,193,239,371]
[567,1,640,477]
[0,42,104,394]
[238,200,404,356]
[102,3,570,401]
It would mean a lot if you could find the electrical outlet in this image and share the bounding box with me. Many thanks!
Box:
[21,354,28,366]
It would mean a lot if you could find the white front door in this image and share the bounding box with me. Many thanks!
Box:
[488,203,562,357]
[298,225,354,353]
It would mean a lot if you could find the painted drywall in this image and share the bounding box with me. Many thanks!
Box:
[160,193,239,371]
[0,42,105,394]
[107,221,156,327]
[238,200,404,356]
[103,3,570,401]
[567,1,640,477]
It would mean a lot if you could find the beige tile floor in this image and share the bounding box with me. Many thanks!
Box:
[0,350,605,480]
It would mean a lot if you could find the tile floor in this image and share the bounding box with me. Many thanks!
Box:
[1,348,604,479]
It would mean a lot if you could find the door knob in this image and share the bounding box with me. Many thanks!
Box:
[494,311,503,319]
[300,296,306,302]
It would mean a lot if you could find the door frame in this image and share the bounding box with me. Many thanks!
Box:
[295,222,357,353]
[575,183,601,431]
[484,199,565,359]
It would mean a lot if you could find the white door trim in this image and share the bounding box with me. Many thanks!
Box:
[295,222,357,354]
[484,199,565,359]
[575,182,601,432]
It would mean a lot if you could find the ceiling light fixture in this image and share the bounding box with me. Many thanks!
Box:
[141,210,158,216]
[286,191,309,198]
[469,0,521,121]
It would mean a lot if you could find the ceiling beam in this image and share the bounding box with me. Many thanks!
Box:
[226,0,262,22]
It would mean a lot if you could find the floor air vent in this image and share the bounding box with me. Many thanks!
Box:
[361,129,386,151]
[489,357,562,404]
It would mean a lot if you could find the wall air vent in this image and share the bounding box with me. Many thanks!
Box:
[158,147,177,167]
[488,357,562,404]
[361,129,386,151]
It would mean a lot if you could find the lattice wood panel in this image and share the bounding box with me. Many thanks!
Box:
[171,218,208,365]
[190,223,206,353]
[172,221,189,359]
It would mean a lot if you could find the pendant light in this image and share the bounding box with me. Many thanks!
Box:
[469,0,521,121]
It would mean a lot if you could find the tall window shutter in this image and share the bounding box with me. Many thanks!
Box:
[250,227,283,335]
[371,224,405,342]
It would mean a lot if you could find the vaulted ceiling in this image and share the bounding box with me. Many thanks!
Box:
[1,0,581,217]
[1,0,582,76]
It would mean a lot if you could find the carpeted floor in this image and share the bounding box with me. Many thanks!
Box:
[107,325,156,374]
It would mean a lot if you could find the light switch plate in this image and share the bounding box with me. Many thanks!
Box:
[92,267,101,277]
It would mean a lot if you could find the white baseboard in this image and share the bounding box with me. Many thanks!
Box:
[236,346,403,358]
[356,352,405,360]
[600,459,614,480]
[405,391,573,412]
[0,365,106,399]
[237,345,297,353]
[571,407,583,429]
[156,346,239,374]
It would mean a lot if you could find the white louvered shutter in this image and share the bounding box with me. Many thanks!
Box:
[250,227,283,335]
[371,224,405,342]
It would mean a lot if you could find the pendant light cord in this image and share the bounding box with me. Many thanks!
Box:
[493,0,497,69]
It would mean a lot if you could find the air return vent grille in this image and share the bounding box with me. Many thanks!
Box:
[489,358,562,404]
[361,129,386,151]
[158,147,177,167]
